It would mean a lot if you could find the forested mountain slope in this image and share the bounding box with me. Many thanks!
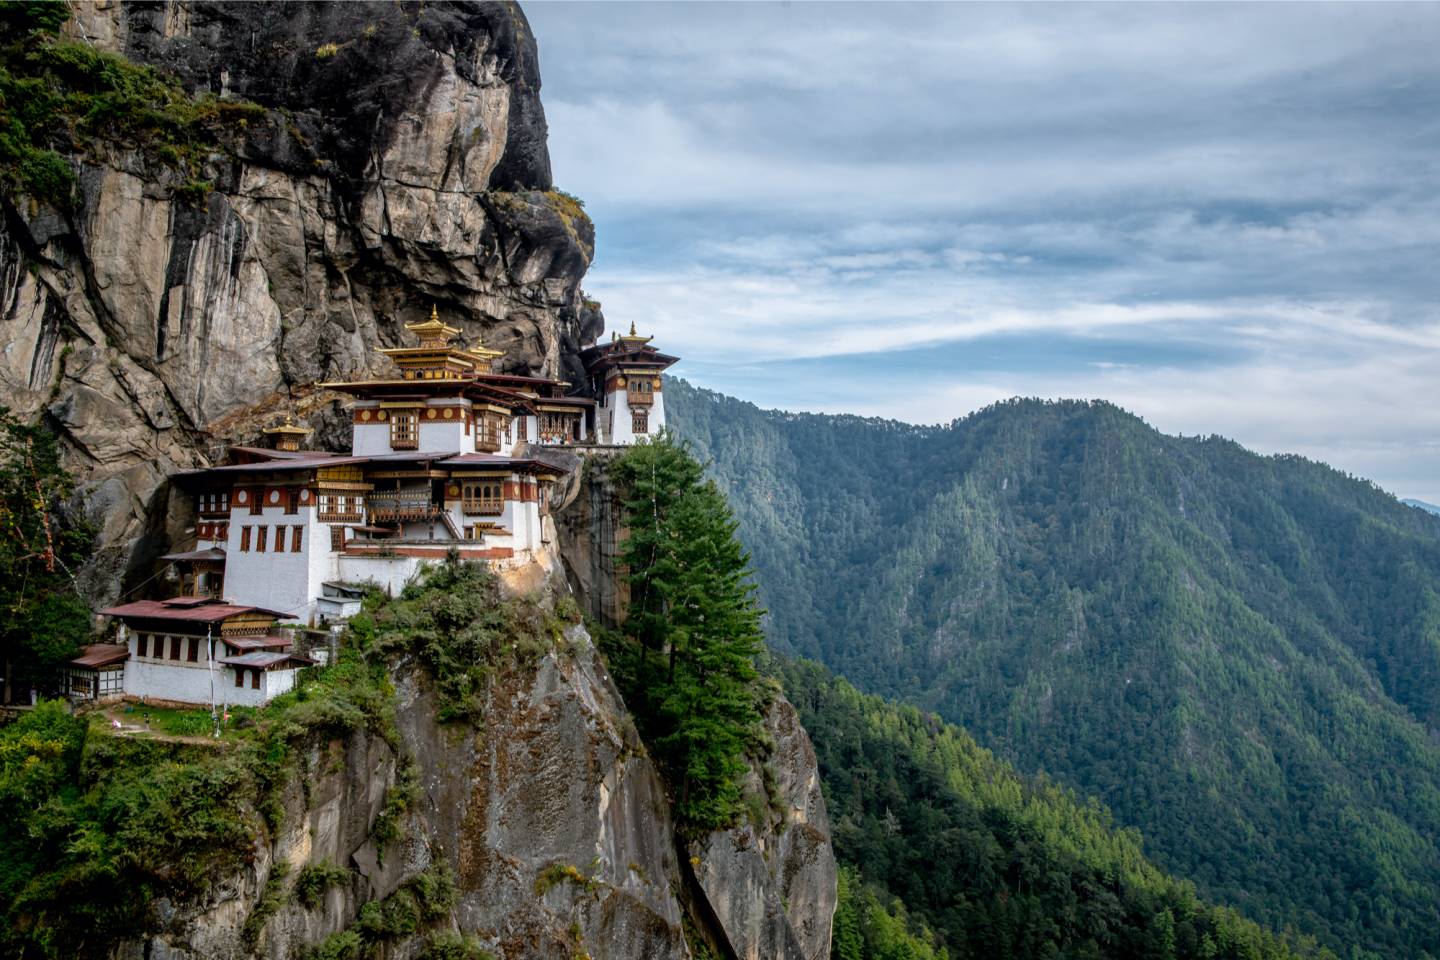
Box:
[778,657,1335,960]
[668,377,1440,958]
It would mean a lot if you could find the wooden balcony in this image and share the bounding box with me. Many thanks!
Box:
[462,498,504,516]
[318,509,364,523]
[626,390,654,406]
[368,491,441,523]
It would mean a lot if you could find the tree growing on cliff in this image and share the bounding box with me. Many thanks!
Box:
[0,409,92,703]
[612,432,766,828]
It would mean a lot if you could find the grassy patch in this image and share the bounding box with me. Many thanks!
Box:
[294,861,351,910]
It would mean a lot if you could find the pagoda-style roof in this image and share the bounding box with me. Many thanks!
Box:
[580,325,679,373]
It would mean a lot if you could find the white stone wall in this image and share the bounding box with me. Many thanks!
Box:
[601,388,664,444]
[335,554,429,597]
[218,666,301,708]
[125,652,223,705]
[224,499,335,621]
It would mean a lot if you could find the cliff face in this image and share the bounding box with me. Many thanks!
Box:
[0,0,602,601]
[122,617,835,960]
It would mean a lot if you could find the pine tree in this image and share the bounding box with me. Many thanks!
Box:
[613,432,764,829]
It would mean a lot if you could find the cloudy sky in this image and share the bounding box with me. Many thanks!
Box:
[525,2,1440,502]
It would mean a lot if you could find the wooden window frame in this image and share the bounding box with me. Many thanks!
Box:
[249,487,264,515]
[136,633,148,658]
[240,526,251,552]
[251,669,261,690]
[234,668,244,688]
[169,636,182,661]
[292,525,304,552]
[187,637,200,663]
[462,481,504,516]
[390,410,419,450]
[256,526,268,553]
[632,410,649,435]
[330,525,345,551]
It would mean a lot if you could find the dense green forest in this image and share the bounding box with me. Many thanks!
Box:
[779,657,1335,960]
[667,378,1440,958]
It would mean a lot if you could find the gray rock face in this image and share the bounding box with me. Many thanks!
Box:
[688,697,837,960]
[0,0,601,603]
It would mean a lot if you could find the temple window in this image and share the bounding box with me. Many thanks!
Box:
[240,526,251,552]
[632,411,649,434]
[516,415,528,441]
[187,638,200,662]
[284,488,300,515]
[137,634,148,657]
[330,526,345,551]
[234,669,243,688]
[476,413,503,452]
[390,410,419,450]
[462,482,504,515]
[257,526,268,552]
[170,636,182,660]
[251,669,261,690]
[292,526,303,552]
[249,487,264,515]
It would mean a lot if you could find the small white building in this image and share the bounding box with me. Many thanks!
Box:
[66,644,129,702]
[98,597,312,708]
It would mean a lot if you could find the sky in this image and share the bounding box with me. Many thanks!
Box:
[524,2,1440,502]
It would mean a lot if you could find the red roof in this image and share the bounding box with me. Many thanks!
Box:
[70,643,130,668]
[100,597,286,623]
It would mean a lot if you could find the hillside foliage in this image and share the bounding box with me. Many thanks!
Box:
[0,407,93,703]
[0,560,567,958]
[780,658,1335,960]
[668,378,1440,958]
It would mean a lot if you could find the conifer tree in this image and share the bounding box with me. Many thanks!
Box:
[613,432,764,828]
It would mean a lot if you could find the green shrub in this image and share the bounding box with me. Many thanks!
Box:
[294,861,350,910]
[421,931,493,960]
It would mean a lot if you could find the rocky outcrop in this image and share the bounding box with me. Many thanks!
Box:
[0,0,604,603]
[548,448,631,628]
[688,697,837,960]
[122,590,835,960]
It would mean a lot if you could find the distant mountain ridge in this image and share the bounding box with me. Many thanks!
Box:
[1403,498,1440,515]
[667,377,1440,958]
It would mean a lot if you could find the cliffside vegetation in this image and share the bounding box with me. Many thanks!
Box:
[668,378,1440,957]
[0,558,574,958]
[599,434,768,830]
[0,0,262,206]
[781,659,1335,960]
[0,407,92,704]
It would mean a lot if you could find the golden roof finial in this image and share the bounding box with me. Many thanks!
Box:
[430,303,439,323]
[629,321,637,336]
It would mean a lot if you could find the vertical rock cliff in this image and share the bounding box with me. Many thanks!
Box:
[0,0,603,601]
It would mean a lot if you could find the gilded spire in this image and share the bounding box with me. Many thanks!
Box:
[430,303,439,323]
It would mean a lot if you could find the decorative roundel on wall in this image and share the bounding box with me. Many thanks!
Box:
[360,410,372,422]
[447,484,460,498]
[378,411,388,422]
[443,408,454,420]
[269,489,281,504]
[652,378,662,388]
[616,376,626,387]
[236,489,248,504]
[300,489,311,503]
[426,408,437,420]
